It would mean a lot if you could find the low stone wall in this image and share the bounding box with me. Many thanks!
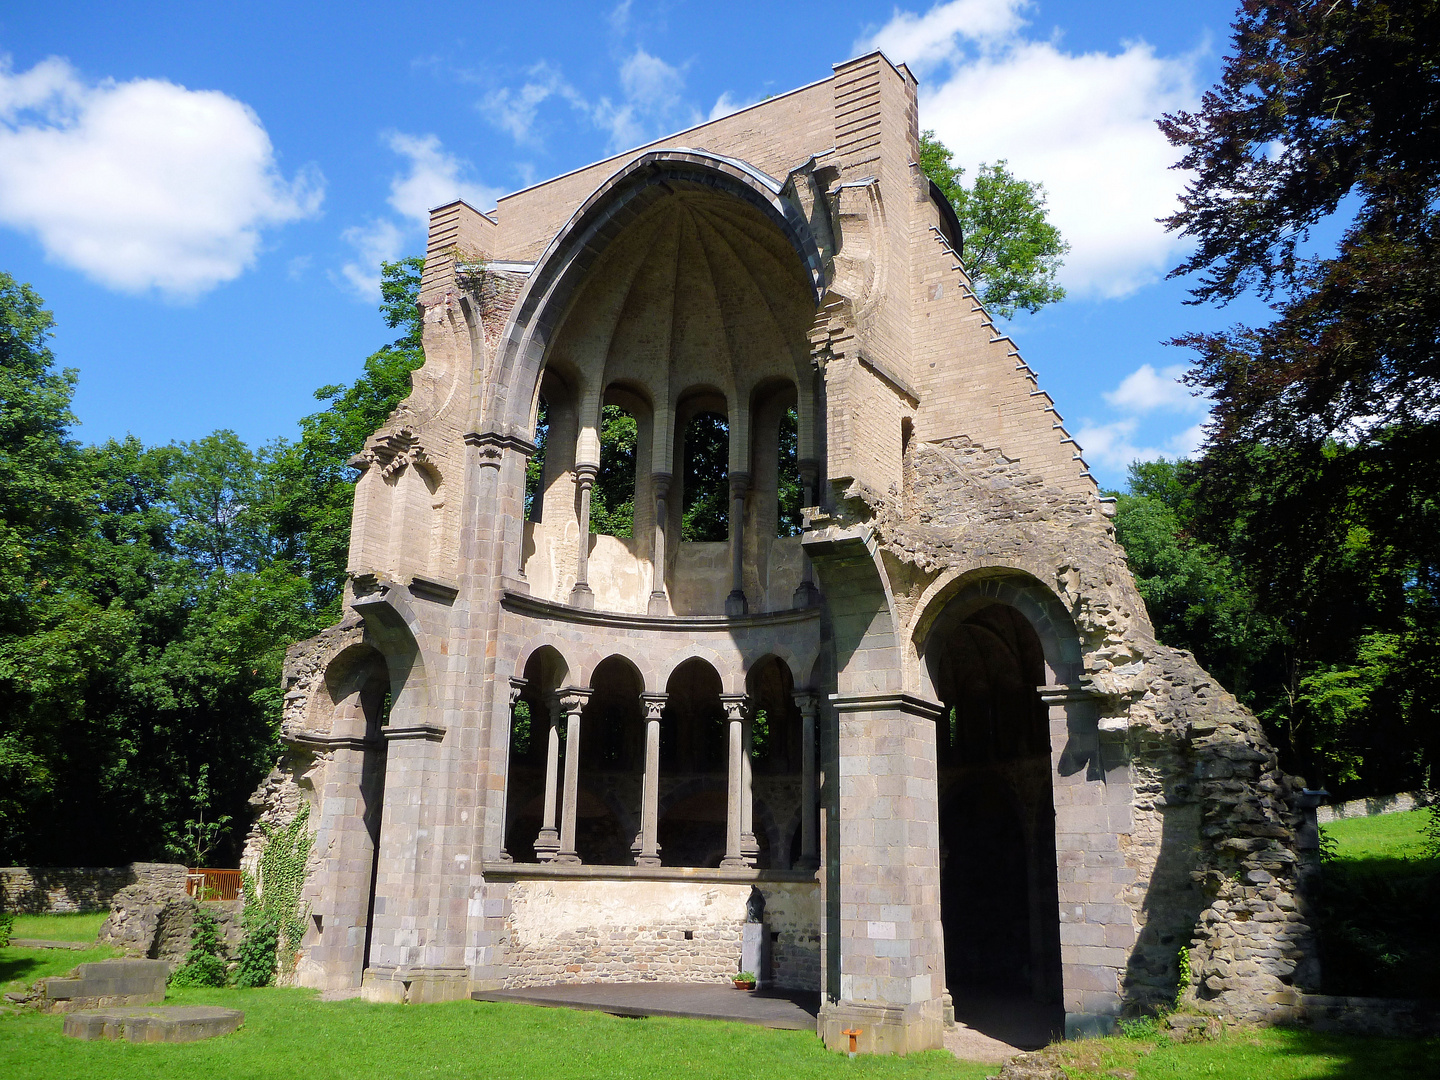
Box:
[1299,994,1440,1038]
[0,864,188,914]
[498,877,819,990]
[1317,790,1435,824]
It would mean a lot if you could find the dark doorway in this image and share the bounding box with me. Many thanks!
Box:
[928,601,1063,1008]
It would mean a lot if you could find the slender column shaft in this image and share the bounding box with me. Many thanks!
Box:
[497,677,526,863]
[720,694,749,868]
[570,464,597,608]
[725,473,749,616]
[637,693,667,866]
[534,698,562,861]
[648,473,671,615]
[740,708,757,860]
[556,688,589,864]
[793,459,821,608]
[794,691,819,870]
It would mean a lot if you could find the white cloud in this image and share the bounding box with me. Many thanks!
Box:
[0,56,321,300]
[595,48,693,152]
[338,218,405,300]
[1073,417,1204,473]
[862,0,1030,72]
[1104,363,1205,414]
[336,133,501,301]
[480,62,589,149]
[1074,362,1211,472]
[385,132,503,222]
[708,91,760,122]
[484,49,699,156]
[857,2,1201,299]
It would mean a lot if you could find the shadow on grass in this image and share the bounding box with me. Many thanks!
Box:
[1274,1028,1439,1080]
[0,957,42,986]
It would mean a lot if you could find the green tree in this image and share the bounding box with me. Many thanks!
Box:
[919,131,1068,317]
[1155,0,1440,795]
[591,404,637,537]
[265,256,427,617]
[681,413,729,542]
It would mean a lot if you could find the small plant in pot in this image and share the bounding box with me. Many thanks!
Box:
[733,971,756,990]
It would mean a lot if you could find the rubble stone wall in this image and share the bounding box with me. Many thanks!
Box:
[0,863,187,914]
[843,435,1320,1024]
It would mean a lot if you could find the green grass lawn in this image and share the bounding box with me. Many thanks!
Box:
[1,913,120,994]
[1316,808,1439,998]
[0,988,1433,1080]
[1322,807,1433,862]
[7,912,109,943]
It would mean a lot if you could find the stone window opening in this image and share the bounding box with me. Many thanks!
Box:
[679,411,729,542]
[591,403,637,537]
[657,658,730,867]
[524,394,548,522]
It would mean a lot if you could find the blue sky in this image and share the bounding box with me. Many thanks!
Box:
[0,0,1267,490]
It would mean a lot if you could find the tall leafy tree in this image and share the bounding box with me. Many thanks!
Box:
[1155,0,1440,794]
[919,131,1068,317]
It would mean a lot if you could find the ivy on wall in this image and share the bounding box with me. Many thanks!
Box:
[240,802,314,980]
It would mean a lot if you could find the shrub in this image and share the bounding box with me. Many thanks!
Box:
[0,909,13,948]
[233,913,280,988]
[169,909,228,988]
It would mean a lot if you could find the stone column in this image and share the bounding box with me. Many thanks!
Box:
[793,459,821,608]
[533,697,563,862]
[741,701,758,862]
[819,690,947,1056]
[648,473,671,616]
[556,687,590,864]
[725,472,749,616]
[496,677,526,863]
[720,693,751,868]
[635,692,667,866]
[570,463,597,609]
[794,690,820,870]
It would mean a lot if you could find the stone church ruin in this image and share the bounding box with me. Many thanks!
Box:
[249,52,1318,1053]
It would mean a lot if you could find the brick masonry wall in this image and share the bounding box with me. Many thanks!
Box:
[1,863,187,914]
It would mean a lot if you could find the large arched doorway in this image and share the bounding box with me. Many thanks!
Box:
[927,599,1063,1025]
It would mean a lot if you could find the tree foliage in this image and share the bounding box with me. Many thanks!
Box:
[0,261,427,866]
[1147,0,1440,797]
[919,131,1068,317]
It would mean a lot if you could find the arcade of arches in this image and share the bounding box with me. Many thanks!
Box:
[255,56,1319,1055]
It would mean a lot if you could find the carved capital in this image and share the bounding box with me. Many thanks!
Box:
[719,693,749,722]
[558,686,591,716]
[573,462,598,491]
[640,692,668,721]
[791,690,820,719]
[728,471,751,500]
[508,677,527,707]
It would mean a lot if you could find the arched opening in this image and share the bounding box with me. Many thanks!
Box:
[525,394,548,521]
[746,655,802,870]
[506,646,569,862]
[680,411,729,542]
[927,600,1063,1016]
[658,658,727,866]
[576,656,644,865]
[592,403,636,537]
[777,406,803,537]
